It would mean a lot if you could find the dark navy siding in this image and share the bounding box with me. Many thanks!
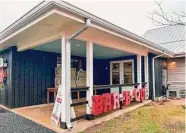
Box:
[148,53,167,99]
[0,47,16,108]
[12,50,57,108]
[0,46,148,108]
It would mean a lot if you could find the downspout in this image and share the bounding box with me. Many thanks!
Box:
[64,18,91,129]
[152,52,165,100]
[66,19,91,42]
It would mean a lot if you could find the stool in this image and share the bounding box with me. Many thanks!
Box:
[47,88,58,103]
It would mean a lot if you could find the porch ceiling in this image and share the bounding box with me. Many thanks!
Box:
[32,39,133,59]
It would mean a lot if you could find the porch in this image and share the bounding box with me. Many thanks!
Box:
[0,3,169,130]
[0,17,152,130]
[12,98,151,133]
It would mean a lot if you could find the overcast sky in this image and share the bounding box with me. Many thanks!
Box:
[0,0,185,36]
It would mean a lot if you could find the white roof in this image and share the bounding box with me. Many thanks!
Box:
[143,25,185,54]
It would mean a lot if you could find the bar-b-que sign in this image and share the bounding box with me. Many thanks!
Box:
[91,87,147,115]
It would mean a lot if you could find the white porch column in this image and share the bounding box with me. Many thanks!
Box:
[137,54,142,88]
[144,56,149,98]
[86,41,93,115]
[61,33,71,128]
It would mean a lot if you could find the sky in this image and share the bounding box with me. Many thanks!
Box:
[0,0,185,36]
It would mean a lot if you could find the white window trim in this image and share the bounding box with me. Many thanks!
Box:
[110,59,134,85]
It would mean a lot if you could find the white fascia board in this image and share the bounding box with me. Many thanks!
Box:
[0,9,84,46]
[0,10,55,45]
[0,0,174,57]
[91,23,173,57]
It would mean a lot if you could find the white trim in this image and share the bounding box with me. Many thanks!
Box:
[0,9,84,45]
[61,34,72,128]
[144,56,149,99]
[0,10,55,44]
[91,23,170,56]
[86,41,93,114]
[110,59,134,85]
[137,55,142,88]
[65,40,72,128]
[0,1,173,57]
[61,33,66,122]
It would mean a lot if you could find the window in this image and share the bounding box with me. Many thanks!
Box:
[123,62,133,84]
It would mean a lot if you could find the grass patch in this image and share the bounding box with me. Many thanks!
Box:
[81,102,185,133]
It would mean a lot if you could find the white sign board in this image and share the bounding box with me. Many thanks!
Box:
[51,85,76,127]
[51,85,63,125]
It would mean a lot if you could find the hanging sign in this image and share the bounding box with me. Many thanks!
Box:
[51,85,63,125]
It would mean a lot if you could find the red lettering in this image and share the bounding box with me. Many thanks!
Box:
[56,98,62,103]
[0,69,3,83]
[92,95,103,115]
[140,88,146,102]
[144,87,148,100]
[135,89,140,102]
[111,93,120,109]
[123,91,130,106]
[132,88,137,100]
[102,93,112,112]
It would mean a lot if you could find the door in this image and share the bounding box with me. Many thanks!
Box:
[122,61,133,84]
[110,62,121,84]
[110,60,134,85]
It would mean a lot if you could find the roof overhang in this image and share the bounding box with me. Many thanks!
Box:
[0,1,174,57]
[174,52,185,57]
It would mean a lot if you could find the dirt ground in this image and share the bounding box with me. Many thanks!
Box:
[81,99,185,133]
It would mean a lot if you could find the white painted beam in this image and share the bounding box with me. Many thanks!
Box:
[61,33,71,128]
[61,33,67,122]
[137,54,142,88]
[144,56,149,99]
[86,41,93,114]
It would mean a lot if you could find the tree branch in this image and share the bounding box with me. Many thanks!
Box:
[146,1,185,26]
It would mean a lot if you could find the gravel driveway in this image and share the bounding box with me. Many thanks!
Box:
[0,107,56,133]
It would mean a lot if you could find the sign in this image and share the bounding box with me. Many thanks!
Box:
[51,85,76,127]
[51,85,63,125]
[92,88,146,116]
[0,69,4,84]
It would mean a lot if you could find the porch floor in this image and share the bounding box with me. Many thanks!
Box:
[12,98,86,133]
[11,99,152,133]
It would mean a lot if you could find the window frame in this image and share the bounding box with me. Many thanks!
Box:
[110,59,134,84]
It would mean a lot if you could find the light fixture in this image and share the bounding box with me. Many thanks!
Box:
[171,61,176,65]
[76,44,80,47]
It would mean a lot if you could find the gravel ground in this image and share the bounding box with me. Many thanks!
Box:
[0,107,56,133]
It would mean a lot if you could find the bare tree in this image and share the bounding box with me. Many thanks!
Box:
[147,1,185,26]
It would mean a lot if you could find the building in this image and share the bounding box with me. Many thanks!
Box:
[0,0,181,129]
[143,25,185,91]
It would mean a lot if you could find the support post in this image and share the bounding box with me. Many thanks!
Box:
[144,56,149,99]
[61,34,72,129]
[137,55,142,88]
[86,41,94,120]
